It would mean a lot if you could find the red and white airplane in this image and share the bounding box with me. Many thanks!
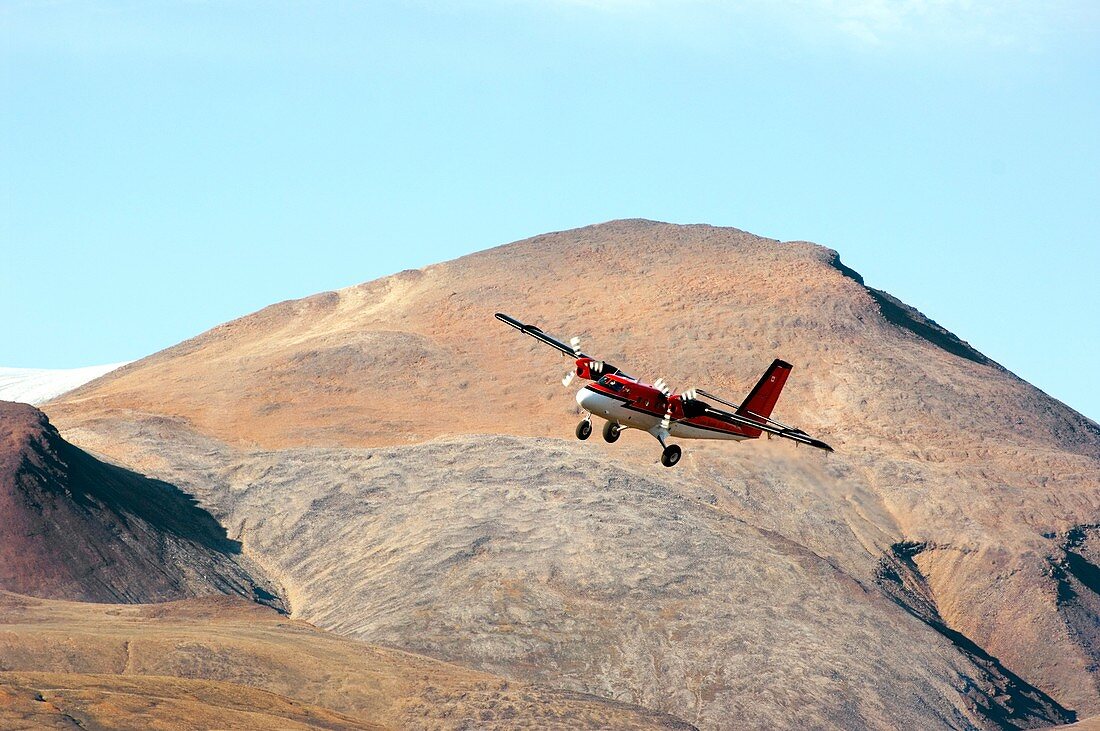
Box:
[497,313,833,466]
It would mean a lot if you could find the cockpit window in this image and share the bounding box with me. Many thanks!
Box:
[598,376,625,392]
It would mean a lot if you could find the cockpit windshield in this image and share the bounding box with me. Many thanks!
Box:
[598,375,625,392]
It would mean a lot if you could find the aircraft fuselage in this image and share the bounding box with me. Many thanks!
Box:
[576,379,753,441]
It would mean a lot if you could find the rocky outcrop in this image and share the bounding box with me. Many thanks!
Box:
[0,400,282,607]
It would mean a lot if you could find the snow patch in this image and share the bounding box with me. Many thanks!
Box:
[0,362,130,405]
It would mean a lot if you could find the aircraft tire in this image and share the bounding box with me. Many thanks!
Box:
[660,444,682,467]
[602,421,621,443]
[576,419,592,440]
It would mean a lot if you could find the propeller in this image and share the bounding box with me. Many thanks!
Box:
[561,336,584,386]
[655,378,674,431]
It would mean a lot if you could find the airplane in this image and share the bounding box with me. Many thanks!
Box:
[496,312,833,466]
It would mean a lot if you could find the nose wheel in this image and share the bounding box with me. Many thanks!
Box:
[575,418,593,440]
[660,444,682,467]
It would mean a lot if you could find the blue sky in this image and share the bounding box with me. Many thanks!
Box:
[2,1,1098,419]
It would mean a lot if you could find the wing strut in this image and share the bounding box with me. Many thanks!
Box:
[697,400,833,452]
[696,388,804,433]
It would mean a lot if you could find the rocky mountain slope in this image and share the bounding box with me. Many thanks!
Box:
[0,591,688,730]
[0,400,280,606]
[46,220,1100,729]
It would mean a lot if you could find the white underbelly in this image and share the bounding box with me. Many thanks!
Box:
[577,388,747,441]
[577,389,658,429]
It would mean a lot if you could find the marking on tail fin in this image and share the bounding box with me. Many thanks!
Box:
[738,359,793,422]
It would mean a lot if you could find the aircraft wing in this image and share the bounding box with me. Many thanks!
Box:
[495,313,629,380]
[495,313,590,358]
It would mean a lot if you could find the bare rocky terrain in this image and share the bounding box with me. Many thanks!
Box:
[33,220,1100,728]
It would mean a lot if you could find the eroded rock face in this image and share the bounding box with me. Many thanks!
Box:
[46,220,1100,727]
[0,401,281,607]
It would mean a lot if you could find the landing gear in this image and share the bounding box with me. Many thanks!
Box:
[575,418,592,440]
[649,427,682,467]
[602,421,621,443]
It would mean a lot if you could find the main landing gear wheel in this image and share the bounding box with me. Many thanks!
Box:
[603,421,621,443]
[576,419,592,440]
[660,444,682,467]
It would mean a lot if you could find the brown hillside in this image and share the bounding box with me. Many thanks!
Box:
[50,219,1099,457]
[47,220,1100,729]
[0,401,281,606]
[0,591,694,730]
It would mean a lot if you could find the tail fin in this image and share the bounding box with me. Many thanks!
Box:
[737,359,792,422]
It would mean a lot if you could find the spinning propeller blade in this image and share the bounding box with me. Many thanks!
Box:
[660,402,673,431]
[560,336,582,387]
[659,380,675,430]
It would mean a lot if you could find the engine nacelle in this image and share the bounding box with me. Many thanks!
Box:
[574,358,620,381]
[679,391,710,418]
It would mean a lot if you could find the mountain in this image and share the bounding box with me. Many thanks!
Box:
[45,220,1100,729]
[0,400,281,606]
[0,591,689,730]
[0,362,128,405]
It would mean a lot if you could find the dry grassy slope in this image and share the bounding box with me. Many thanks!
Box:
[0,673,377,731]
[0,591,692,730]
[0,401,281,607]
[48,220,1100,725]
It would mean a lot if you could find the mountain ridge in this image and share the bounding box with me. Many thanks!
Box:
[0,400,282,607]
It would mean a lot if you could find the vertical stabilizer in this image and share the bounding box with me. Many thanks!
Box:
[737,359,792,421]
